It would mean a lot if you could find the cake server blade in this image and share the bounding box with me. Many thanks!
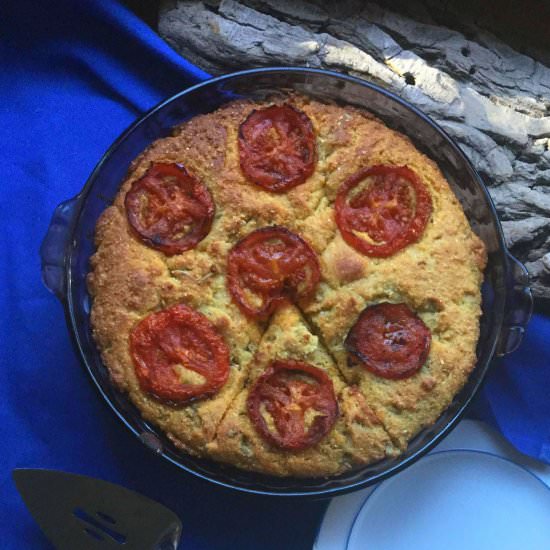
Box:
[13,469,182,550]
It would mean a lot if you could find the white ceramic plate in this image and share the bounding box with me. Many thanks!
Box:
[315,420,550,550]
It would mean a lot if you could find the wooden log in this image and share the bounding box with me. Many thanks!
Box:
[159,0,550,299]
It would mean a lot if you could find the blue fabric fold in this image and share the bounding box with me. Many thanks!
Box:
[470,314,550,463]
[1,1,549,548]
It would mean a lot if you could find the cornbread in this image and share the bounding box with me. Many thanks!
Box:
[87,93,486,476]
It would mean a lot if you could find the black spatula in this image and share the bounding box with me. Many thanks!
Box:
[13,469,182,550]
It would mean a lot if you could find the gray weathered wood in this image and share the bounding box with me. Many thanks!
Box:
[159,0,550,299]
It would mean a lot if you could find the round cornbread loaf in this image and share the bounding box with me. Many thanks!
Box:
[87,94,486,477]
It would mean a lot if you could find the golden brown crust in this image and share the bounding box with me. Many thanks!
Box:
[88,93,486,474]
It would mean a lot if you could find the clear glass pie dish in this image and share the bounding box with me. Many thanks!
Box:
[40,68,533,497]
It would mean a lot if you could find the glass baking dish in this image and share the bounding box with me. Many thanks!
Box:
[40,68,533,497]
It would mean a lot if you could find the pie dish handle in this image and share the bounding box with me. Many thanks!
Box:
[496,252,533,356]
[40,195,80,301]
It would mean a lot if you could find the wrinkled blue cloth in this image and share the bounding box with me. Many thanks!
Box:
[1,1,548,548]
[470,314,550,463]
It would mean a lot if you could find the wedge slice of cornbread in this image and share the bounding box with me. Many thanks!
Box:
[207,304,397,477]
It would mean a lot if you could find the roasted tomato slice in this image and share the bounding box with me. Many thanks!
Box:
[335,165,432,257]
[129,304,230,404]
[345,302,431,379]
[247,360,338,450]
[227,226,320,319]
[238,104,316,192]
[125,162,215,255]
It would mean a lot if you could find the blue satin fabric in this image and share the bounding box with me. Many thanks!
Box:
[1,1,548,548]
